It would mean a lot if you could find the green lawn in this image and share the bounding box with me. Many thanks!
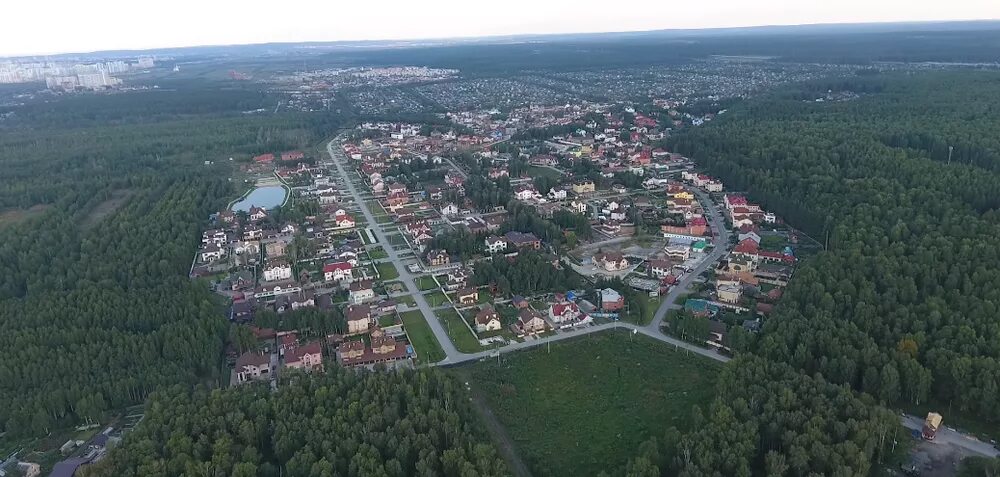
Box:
[438,309,484,353]
[525,165,564,180]
[400,311,445,364]
[623,293,662,325]
[376,262,399,280]
[464,332,720,477]
[368,246,389,260]
[396,294,417,307]
[425,290,450,306]
[378,315,398,327]
[415,275,439,291]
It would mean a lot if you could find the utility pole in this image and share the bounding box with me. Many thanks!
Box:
[948,145,954,164]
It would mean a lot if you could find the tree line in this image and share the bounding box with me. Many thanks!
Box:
[86,369,509,477]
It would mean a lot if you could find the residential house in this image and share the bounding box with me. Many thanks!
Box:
[441,203,460,217]
[200,244,227,262]
[249,206,268,222]
[457,287,479,305]
[475,306,502,332]
[569,200,588,214]
[504,231,541,250]
[600,288,624,311]
[349,280,376,304]
[717,284,742,304]
[236,352,272,384]
[572,180,596,194]
[426,249,451,267]
[266,240,288,258]
[285,341,324,372]
[446,269,470,290]
[262,260,293,282]
[649,259,672,278]
[234,240,261,257]
[323,261,354,283]
[346,304,373,334]
[513,309,548,335]
[202,229,229,247]
[665,245,691,261]
[548,188,567,200]
[485,235,509,254]
[243,225,264,241]
[549,302,582,323]
[593,251,629,272]
[514,185,539,201]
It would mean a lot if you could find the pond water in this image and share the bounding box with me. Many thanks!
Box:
[231,186,286,212]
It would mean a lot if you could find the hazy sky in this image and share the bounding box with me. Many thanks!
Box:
[4,0,999,56]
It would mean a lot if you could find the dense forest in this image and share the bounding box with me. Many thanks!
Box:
[0,84,342,436]
[615,357,901,477]
[87,370,509,477]
[668,72,1000,423]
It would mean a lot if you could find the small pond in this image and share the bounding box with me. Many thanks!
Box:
[231,186,286,212]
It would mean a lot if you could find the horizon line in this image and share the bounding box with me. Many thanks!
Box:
[3,17,999,59]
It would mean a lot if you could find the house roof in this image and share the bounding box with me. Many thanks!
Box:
[346,304,371,322]
[476,306,500,325]
[286,341,322,363]
[323,261,352,273]
[236,351,270,369]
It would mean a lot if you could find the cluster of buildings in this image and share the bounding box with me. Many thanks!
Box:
[0,57,154,90]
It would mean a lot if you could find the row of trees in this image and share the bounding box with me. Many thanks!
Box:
[87,370,509,477]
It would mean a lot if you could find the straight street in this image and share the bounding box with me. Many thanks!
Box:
[325,137,462,362]
[646,188,732,332]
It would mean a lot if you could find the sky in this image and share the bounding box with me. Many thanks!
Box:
[4,0,1000,57]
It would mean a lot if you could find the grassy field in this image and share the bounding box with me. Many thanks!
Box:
[395,294,417,307]
[525,165,564,180]
[368,246,389,260]
[416,275,439,291]
[425,290,450,306]
[376,261,399,280]
[462,332,720,477]
[400,311,445,364]
[438,309,484,353]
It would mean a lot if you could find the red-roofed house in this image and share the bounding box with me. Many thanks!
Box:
[285,341,323,372]
[323,261,353,283]
[549,302,581,323]
[253,153,275,164]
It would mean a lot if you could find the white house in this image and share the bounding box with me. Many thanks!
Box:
[349,281,376,304]
[200,244,227,262]
[441,203,460,217]
[262,261,293,282]
[323,261,354,283]
[485,236,509,254]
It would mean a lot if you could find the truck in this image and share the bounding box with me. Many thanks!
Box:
[921,412,943,440]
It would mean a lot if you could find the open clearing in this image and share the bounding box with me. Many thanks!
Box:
[460,331,720,477]
[0,204,50,228]
[81,189,133,230]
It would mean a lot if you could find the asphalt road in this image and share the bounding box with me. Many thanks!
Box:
[325,138,462,361]
[646,188,733,332]
[900,414,999,458]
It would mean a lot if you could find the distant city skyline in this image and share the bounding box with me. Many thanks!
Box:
[4,0,1000,57]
